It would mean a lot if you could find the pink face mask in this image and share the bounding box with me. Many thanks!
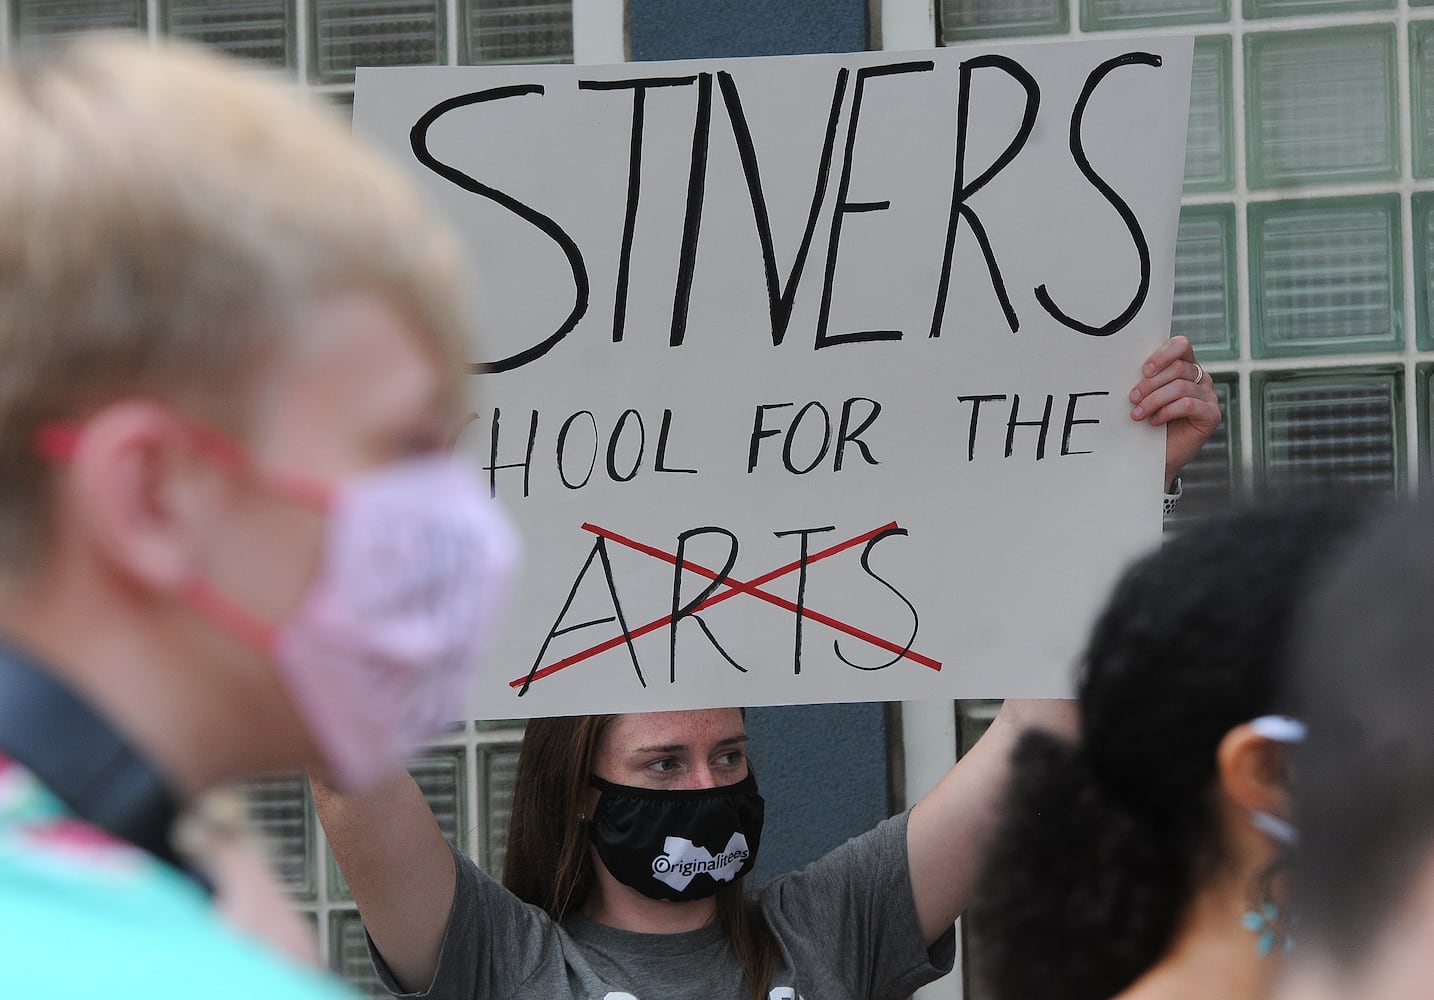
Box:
[37,422,520,791]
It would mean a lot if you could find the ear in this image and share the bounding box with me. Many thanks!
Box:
[64,400,211,593]
[1216,722,1294,821]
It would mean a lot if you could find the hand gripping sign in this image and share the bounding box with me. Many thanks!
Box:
[354,34,1194,718]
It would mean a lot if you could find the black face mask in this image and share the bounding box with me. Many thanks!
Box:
[588,771,765,902]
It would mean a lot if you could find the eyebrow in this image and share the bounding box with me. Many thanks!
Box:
[631,734,748,754]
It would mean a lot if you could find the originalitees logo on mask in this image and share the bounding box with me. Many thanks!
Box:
[650,833,750,892]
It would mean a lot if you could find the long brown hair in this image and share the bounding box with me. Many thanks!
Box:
[502,714,779,1000]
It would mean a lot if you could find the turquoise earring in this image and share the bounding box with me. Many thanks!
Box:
[1242,900,1294,957]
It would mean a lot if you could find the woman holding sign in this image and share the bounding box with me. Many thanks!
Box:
[314,337,1218,1000]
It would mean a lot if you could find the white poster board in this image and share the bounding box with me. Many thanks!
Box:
[355,36,1193,719]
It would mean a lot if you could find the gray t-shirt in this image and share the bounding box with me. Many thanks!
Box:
[373,811,956,1000]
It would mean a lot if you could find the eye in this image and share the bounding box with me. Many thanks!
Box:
[646,757,679,774]
[714,749,746,768]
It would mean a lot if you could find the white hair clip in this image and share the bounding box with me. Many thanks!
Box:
[1249,714,1307,744]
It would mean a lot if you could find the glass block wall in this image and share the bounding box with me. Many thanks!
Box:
[235,728,525,997]
[1,1,573,97]
[943,0,1434,525]
[0,2,567,990]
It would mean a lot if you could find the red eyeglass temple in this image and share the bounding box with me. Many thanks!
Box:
[32,424,81,462]
[33,421,333,512]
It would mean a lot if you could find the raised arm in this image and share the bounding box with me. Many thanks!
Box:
[906,699,1077,945]
[907,337,1219,945]
[311,769,457,993]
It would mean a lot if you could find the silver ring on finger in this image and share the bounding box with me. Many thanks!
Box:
[1192,362,1205,386]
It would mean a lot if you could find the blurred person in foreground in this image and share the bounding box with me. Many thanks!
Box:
[0,36,515,996]
[970,501,1366,1000]
[1276,502,1434,1000]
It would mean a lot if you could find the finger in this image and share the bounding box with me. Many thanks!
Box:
[1150,394,1221,429]
[1139,335,1193,378]
[1142,391,1222,429]
[1131,377,1217,422]
[1130,358,1203,404]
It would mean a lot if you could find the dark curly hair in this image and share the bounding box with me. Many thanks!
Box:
[970,501,1367,1000]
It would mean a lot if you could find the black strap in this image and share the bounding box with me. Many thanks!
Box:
[0,641,201,883]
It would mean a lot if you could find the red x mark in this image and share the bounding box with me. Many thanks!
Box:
[509,521,942,689]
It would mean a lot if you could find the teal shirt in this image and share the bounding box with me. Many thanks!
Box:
[0,754,357,998]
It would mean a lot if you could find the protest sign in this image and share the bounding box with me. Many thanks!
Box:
[354,35,1193,719]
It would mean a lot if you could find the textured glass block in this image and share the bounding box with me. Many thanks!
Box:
[241,773,314,900]
[479,743,521,874]
[1245,27,1398,187]
[1248,197,1402,358]
[465,0,572,64]
[1417,194,1434,350]
[957,701,998,756]
[1080,0,1226,31]
[414,749,466,846]
[1245,0,1391,16]
[329,750,465,900]
[163,1,291,66]
[1183,36,1234,192]
[475,718,527,733]
[1255,370,1403,496]
[1420,364,1434,483]
[1168,378,1238,524]
[1414,22,1434,179]
[330,910,386,997]
[13,0,144,37]
[1172,204,1238,360]
[311,0,444,84]
[326,91,355,125]
[941,0,1067,41]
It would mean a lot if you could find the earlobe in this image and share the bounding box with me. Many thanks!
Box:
[66,401,206,594]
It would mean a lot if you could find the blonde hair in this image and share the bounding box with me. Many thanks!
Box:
[0,35,470,568]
